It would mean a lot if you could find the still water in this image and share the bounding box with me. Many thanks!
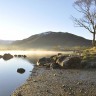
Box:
[0,50,73,96]
[0,57,33,96]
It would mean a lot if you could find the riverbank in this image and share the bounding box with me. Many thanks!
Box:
[11,65,96,96]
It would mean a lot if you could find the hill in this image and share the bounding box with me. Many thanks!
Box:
[0,40,13,45]
[0,40,14,50]
[12,31,91,50]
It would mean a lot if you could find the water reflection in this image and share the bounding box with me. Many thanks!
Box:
[0,58,33,96]
[0,50,73,96]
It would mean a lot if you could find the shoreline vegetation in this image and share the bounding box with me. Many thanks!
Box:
[11,47,96,96]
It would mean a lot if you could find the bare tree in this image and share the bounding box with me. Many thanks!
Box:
[72,0,96,46]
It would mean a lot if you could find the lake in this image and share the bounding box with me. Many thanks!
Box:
[0,50,73,96]
[0,57,33,96]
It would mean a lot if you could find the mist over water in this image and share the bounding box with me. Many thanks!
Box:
[0,50,73,64]
[0,50,73,96]
[0,50,73,55]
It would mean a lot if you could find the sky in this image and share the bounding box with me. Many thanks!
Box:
[0,0,92,40]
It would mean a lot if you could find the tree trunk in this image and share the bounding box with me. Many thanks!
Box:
[92,33,95,46]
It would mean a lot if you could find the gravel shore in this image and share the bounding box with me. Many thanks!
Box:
[12,66,96,96]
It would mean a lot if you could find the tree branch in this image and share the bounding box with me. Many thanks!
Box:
[72,16,94,33]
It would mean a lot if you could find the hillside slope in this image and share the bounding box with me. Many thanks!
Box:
[13,31,91,49]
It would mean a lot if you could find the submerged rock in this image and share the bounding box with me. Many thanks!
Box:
[18,55,22,57]
[14,54,27,58]
[17,68,25,74]
[23,55,27,58]
[3,53,13,60]
[14,55,17,57]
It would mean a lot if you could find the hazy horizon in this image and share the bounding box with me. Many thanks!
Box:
[0,31,92,41]
[0,0,92,40]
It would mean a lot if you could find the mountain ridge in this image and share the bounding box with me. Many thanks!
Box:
[12,31,91,49]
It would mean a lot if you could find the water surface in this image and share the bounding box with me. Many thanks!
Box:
[0,58,33,96]
[0,50,73,96]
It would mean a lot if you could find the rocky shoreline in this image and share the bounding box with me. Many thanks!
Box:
[11,65,96,96]
[11,51,96,96]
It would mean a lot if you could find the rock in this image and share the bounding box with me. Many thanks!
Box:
[23,55,27,58]
[50,55,58,62]
[62,85,66,88]
[53,74,56,76]
[0,55,2,58]
[18,55,22,57]
[33,80,37,82]
[14,55,17,57]
[59,56,81,69]
[85,62,96,68]
[56,55,68,64]
[69,92,72,95]
[45,63,51,68]
[50,63,61,69]
[17,68,25,74]
[57,53,62,56]
[3,53,13,60]
[15,55,27,58]
[17,92,22,96]
[79,88,85,93]
[46,89,50,93]
[37,57,47,66]
[81,60,88,68]
[37,57,53,66]
[77,82,82,85]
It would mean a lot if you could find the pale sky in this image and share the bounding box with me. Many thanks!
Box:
[0,0,92,40]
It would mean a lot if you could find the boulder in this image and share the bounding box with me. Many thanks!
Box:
[3,53,13,60]
[57,53,62,57]
[17,68,25,74]
[84,62,96,68]
[56,55,68,64]
[50,55,59,63]
[59,56,81,69]
[50,63,61,69]
[80,60,88,68]
[37,57,53,66]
